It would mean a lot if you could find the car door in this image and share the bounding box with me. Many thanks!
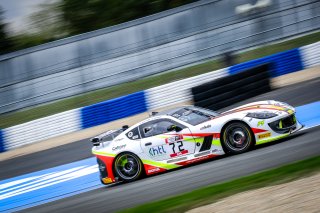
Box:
[140,118,196,161]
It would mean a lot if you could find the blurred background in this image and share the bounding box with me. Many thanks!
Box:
[0,1,320,212]
[0,0,319,128]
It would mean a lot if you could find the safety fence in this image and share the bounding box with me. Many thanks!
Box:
[0,41,319,152]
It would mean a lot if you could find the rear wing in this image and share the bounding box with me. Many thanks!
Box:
[90,125,129,146]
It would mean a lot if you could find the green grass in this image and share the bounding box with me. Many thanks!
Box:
[0,31,319,129]
[120,156,320,213]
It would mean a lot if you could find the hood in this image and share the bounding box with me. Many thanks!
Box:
[222,100,295,115]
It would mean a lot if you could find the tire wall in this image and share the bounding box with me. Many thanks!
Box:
[192,64,271,110]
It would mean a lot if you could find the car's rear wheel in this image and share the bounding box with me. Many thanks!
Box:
[222,122,254,154]
[114,152,143,182]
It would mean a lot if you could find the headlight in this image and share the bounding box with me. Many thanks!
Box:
[246,112,277,119]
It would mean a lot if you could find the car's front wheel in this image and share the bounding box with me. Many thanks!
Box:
[114,152,143,182]
[221,122,254,154]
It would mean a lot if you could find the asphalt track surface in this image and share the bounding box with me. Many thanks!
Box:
[25,126,320,213]
[0,77,319,212]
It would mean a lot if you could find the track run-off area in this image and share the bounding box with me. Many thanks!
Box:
[0,78,320,213]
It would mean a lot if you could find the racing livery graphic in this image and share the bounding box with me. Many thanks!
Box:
[91,100,303,184]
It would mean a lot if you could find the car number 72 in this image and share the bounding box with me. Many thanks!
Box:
[169,141,185,154]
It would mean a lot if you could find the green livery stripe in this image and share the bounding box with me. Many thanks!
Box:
[142,159,180,169]
[93,151,179,169]
[212,139,221,146]
[187,137,221,146]
[92,150,116,157]
[192,137,204,143]
[184,137,198,142]
[256,134,289,145]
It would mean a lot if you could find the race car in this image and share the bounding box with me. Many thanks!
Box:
[91,100,303,185]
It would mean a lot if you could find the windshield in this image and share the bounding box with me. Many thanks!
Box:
[170,107,218,125]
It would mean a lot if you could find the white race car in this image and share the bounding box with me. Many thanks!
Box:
[91,100,303,184]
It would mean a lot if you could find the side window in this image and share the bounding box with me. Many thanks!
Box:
[139,121,156,138]
[126,127,141,140]
[139,119,185,138]
[152,120,176,136]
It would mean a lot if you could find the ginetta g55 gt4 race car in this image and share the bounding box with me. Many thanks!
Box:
[91,100,303,185]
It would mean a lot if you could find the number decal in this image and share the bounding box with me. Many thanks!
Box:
[169,142,176,153]
[169,141,185,154]
[177,141,185,152]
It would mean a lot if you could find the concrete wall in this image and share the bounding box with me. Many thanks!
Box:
[0,0,319,113]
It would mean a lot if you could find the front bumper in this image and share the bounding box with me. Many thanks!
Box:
[268,114,298,134]
[255,113,303,145]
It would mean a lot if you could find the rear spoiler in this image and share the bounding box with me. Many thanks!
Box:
[90,125,129,146]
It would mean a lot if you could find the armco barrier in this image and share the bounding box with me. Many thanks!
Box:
[229,49,303,77]
[192,64,271,110]
[1,41,319,153]
[0,130,4,152]
[81,91,147,129]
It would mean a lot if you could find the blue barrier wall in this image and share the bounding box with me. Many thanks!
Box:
[0,130,5,153]
[80,91,147,129]
[229,48,303,77]
[3,41,319,152]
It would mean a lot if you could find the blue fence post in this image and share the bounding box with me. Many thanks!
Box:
[0,130,5,153]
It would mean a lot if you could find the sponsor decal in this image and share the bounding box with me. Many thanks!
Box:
[102,177,113,184]
[114,138,124,142]
[170,149,188,158]
[165,135,183,144]
[149,145,166,156]
[258,132,271,139]
[257,120,265,127]
[200,124,211,130]
[112,144,126,151]
[132,135,139,140]
[147,168,161,173]
[126,127,140,140]
[177,154,217,165]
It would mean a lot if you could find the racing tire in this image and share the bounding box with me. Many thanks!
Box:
[221,122,255,154]
[114,152,143,182]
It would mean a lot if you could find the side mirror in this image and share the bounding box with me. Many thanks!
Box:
[91,137,100,146]
[167,125,182,132]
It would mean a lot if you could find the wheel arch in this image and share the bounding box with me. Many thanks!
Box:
[112,151,146,180]
[220,120,256,152]
[220,119,251,133]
